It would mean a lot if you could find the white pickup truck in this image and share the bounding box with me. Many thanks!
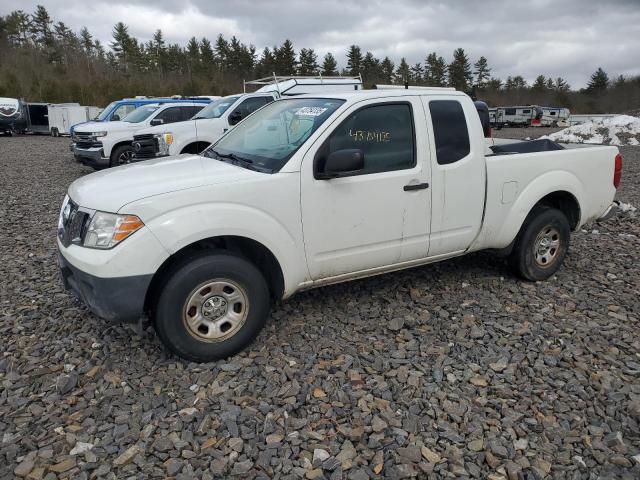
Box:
[131,76,363,159]
[58,88,621,362]
[72,102,207,169]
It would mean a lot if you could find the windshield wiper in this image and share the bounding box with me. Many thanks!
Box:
[209,149,253,164]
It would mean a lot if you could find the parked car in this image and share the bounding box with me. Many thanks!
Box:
[132,76,363,160]
[0,97,28,135]
[69,96,215,135]
[58,88,621,362]
[71,102,207,169]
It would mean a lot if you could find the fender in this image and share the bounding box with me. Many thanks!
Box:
[478,170,585,249]
[145,202,308,296]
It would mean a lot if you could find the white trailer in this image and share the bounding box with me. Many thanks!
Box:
[48,103,101,136]
[537,107,571,127]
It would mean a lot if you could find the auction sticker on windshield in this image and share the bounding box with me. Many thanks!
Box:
[295,107,328,117]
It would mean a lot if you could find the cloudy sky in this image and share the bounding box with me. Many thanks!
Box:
[2,0,640,87]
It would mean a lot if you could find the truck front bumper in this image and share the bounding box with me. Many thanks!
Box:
[58,249,153,323]
[72,145,110,169]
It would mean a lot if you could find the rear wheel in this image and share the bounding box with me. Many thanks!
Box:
[153,252,270,362]
[110,144,135,167]
[509,206,570,281]
[51,127,59,137]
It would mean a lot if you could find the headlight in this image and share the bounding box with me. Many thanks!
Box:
[92,131,108,138]
[83,212,144,249]
[155,132,173,155]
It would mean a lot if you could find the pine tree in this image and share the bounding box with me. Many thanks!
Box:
[395,58,411,84]
[554,77,570,92]
[614,74,626,88]
[586,67,609,93]
[4,10,31,46]
[447,48,472,90]
[214,34,229,70]
[298,48,318,75]
[361,52,380,83]
[473,56,490,88]
[424,52,447,86]
[511,75,527,89]
[30,5,53,46]
[380,57,395,84]
[546,77,555,89]
[321,53,338,76]
[346,45,363,76]
[274,39,296,75]
[150,29,166,76]
[410,63,424,84]
[532,75,547,92]
[199,38,214,73]
[110,22,133,71]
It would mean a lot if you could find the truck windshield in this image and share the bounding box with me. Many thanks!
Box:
[194,96,242,119]
[96,102,117,121]
[122,105,160,123]
[204,98,345,173]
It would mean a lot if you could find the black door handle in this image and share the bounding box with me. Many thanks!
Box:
[403,182,429,191]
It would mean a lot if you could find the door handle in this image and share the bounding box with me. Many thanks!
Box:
[403,182,429,191]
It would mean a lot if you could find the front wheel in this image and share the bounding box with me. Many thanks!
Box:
[509,206,570,281]
[110,144,135,167]
[153,252,270,362]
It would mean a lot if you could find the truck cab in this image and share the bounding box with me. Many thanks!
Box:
[72,102,207,169]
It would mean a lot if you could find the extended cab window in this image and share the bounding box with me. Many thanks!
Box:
[324,103,415,175]
[429,100,470,165]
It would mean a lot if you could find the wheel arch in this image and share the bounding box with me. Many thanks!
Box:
[110,140,134,159]
[180,141,211,154]
[144,235,285,315]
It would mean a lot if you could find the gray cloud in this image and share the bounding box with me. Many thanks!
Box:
[2,0,639,87]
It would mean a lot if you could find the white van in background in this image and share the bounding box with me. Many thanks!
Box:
[132,76,363,160]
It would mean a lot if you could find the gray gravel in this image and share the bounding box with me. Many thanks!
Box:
[1,135,639,479]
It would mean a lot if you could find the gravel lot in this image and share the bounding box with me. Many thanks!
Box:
[1,134,639,479]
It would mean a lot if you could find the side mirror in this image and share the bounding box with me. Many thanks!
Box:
[150,118,164,126]
[228,111,243,126]
[111,114,120,121]
[316,149,364,180]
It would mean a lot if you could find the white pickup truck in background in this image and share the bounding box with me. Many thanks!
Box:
[58,88,621,362]
[131,76,363,159]
[72,102,207,169]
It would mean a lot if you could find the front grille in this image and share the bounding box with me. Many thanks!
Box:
[132,134,159,159]
[73,133,102,149]
[58,199,90,247]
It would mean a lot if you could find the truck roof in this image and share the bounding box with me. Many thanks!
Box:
[289,88,467,101]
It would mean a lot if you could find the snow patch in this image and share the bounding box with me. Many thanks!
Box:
[540,115,640,146]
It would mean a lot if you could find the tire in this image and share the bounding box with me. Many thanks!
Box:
[110,144,135,167]
[51,128,59,137]
[153,252,271,362]
[509,206,570,281]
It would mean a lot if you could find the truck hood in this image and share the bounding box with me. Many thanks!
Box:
[68,154,260,213]
[75,121,137,134]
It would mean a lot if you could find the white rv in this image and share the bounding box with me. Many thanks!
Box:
[490,106,543,128]
[538,107,571,127]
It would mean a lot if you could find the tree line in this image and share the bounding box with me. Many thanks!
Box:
[0,5,638,114]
